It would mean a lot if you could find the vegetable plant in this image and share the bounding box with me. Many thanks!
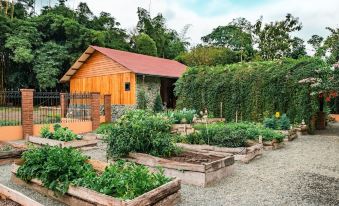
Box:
[40,124,80,141]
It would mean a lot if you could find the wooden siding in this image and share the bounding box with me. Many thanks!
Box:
[72,51,130,79]
[70,51,136,105]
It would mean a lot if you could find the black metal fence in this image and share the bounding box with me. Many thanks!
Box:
[0,90,22,126]
[64,92,92,121]
[33,92,61,124]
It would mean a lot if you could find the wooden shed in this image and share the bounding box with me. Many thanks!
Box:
[60,46,187,108]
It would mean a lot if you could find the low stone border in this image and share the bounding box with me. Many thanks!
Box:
[176,143,263,164]
[0,144,26,166]
[277,129,298,142]
[11,159,181,206]
[125,152,234,187]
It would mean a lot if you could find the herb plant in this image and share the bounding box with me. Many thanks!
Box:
[40,124,80,141]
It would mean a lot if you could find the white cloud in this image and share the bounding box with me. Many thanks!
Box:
[67,0,338,51]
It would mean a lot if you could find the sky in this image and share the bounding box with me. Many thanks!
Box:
[54,0,338,53]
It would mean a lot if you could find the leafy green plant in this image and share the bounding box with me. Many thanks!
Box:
[263,116,277,129]
[75,160,171,200]
[40,124,80,141]
[17,147,171,199]
[153,94,163,113]
[97,110,180,159]
[0,120,20,126]
[263,114,291,130]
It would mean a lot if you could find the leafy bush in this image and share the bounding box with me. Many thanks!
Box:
[164,109,196,124]
[97,110,180,159]
[75,160,170,200]
[185,122,285,147]
[17,146,94,195]
[40,124,80,141]
[153,94,163,113]
[17,147,171,199]
[263,116,277,129]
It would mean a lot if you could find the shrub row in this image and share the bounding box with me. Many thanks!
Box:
[177,122,285,148]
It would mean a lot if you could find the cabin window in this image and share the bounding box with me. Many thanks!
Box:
[125,82,131,91]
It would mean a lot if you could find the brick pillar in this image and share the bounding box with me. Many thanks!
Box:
[91,92,100,130]
[21,89,34,138]
[60,93,67,118]
[104,94,112,123]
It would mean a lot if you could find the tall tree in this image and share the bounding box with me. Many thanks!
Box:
[134,33,157,56]
[289,37,307,59]
[253,14,302,60]
[323,27,339,64]
[307,34,324,56]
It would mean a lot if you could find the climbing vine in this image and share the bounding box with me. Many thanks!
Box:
[175,57,331,126]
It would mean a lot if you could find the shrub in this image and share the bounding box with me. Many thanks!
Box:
[40,124,80,141]
[137,89,148,109]
[263,116,277,129]
[153,94,163,113]
[278,114,291,130]
[97,110,180,159]
[165,109,196,124]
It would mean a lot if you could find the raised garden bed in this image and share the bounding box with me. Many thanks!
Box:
[0,183,43,206]
[0,142,26,166]
[176,143,263,164]
[193,118,225,124]
[125,152,234,187]
[277,129,298,142]
[28,136,98,148]
[11,159,181,206]
[171,124,195,135]
[262,139,284,150]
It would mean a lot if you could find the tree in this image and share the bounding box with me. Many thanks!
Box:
[307,34,324,56]
[136,7,187,59]
[137,90,148,110]
[253,14,302,60]
[134,33,157,56]
[176,46,240,66]
[289,37,307,59]
[202,24,253,61]
[323,27,339,64]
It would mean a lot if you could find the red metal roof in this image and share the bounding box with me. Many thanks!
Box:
[91,46,187,78]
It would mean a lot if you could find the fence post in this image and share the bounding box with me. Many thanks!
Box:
[91,92,100,131]
[60,93,67,118]
[21,89,34,138]
[104,94,111,123]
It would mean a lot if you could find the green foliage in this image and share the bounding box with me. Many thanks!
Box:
[76,160,171,200]
[137,89,148,109]
[17,147,170,199]
[175,58,330,128]
[153,94,163,113]
[40,124,80,141]
[134,33,157,56]
[182,122,285,147]
[17,146,94,195]
[97,110,180,159]
[176,46,240,67]
[0,120,20,126]
[164,109,196,124]
[263,114,291,130]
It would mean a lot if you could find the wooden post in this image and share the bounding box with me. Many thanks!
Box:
[90,92,100,131]
[21,89,34,138]
[104,94,111,123]
[220,102,223,118]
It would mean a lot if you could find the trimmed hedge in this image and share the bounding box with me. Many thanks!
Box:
[175,58,330,130]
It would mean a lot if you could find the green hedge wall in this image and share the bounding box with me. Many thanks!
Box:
[175,58,330,126]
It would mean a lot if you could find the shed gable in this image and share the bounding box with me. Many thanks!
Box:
[72,51,131,79]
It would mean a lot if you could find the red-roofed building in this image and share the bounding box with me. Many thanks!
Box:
[60,46,187,109]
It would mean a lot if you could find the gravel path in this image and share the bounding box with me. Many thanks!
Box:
[0,127,338,206]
